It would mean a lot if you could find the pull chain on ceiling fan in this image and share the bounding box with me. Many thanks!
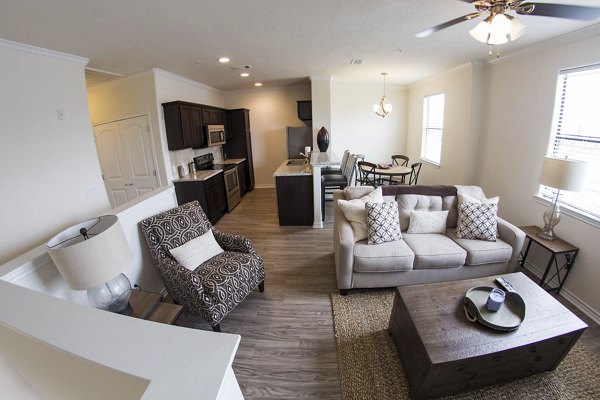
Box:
[416,1,600,57]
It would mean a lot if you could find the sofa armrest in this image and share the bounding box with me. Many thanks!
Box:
[333,190,356,290]
[497,217,525,272]
[212,228,256,255]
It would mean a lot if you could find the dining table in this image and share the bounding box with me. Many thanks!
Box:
[369,164,412,185]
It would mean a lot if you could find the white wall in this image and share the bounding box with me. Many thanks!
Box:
[223,85,312,187]
[407,62,484,185]
[330,82,408,166]
[0,39,110,265]
[478,31,600,320]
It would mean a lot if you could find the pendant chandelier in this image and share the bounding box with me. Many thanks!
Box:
[374,72,392,118]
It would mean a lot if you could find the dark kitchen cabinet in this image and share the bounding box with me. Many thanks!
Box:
[275,175,314,225]
[202,107,226,126]
[237,161,248,197]
[162,101,205,150]
[297,100,312,124]
[224,109,255,191]
[174,174,226,225]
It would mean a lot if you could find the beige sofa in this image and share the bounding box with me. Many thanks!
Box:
[333,185,525,294]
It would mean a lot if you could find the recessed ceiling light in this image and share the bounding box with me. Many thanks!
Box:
[240,73,250,77]
[254,82,263,87]
[218,57,230,63]
[350,59,364,65]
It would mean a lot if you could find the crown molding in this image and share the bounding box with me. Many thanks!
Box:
[409,62,474,89]
[0,38,88,65]
[152,68,222,94]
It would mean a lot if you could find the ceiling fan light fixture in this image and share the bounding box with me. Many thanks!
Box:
[508,16,527,40]
[488,31,509,45]
[469,20,491,43]
[490,13,513,36]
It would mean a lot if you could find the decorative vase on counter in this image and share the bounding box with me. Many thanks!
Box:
[317,127,329,152]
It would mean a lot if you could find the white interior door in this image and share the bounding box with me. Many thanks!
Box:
[94,115,158,208]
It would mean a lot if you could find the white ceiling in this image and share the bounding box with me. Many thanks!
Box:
[1,0,599,91]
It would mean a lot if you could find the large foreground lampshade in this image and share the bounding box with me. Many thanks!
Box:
[47,215,133,313]
[537,157,587,241]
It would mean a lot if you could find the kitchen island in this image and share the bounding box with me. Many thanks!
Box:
[273,160,313,226]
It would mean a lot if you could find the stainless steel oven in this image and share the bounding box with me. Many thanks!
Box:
[222,167,241,211]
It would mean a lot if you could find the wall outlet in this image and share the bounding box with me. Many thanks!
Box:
[85,185,98,196]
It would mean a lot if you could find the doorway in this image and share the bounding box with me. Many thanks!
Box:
[93,115,159,208]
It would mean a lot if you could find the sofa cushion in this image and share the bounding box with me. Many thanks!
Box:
[407,210,449,234]
[402,233,466,269]
[337,187,383,241]
[457,202,498,241]
[353,239,414,272]
[442,195,458,228]
[447,229,513,265]
[366,202,402,244]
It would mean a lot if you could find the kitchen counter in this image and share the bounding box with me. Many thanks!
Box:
[172,169,222,183]
[219,158,246,165]
[273,159,312,177]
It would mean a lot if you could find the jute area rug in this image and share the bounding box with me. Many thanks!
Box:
[331,289,600,400]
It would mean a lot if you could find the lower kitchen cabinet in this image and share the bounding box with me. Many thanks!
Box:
[275,175,314,226]
[237,162,248,197]
[174,174,227,225]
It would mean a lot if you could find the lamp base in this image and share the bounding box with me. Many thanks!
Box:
[87,273,132,314]
[537,226,557,241]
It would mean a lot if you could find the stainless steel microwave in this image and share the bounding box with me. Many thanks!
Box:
[206,125,226,146]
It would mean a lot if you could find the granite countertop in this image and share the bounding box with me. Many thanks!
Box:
[172,169,222,183]
[218,158,246,165]
[273,159,312,177]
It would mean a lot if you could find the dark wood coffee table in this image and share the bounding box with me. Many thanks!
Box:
[388,272,587,399]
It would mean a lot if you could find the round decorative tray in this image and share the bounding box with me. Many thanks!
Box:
[377,164,391,169]
[463,286,526,332]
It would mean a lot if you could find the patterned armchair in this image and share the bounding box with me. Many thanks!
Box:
[139,201,265,332]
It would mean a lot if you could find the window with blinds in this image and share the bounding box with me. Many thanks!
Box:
[540,64,600,220]
[421,93,445,166]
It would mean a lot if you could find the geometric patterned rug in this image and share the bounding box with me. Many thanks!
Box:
[331,289,600,400]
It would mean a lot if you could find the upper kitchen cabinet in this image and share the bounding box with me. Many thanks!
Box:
[297,100,312,125]
[202,107,226,126]
[224,109,255,191]
[162,101,206,150]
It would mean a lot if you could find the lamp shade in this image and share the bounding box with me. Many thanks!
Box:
[539,157,587,192]
[47,215,133,290]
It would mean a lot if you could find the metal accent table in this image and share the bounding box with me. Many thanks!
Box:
[519,225,579,295]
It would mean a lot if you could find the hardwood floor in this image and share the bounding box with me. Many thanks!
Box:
[175,188,600,399]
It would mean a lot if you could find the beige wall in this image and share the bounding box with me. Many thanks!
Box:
[223,85,312,187]
[0,40,110,265]
[406,62,484,186]
[330,82,408,166]
[478,33,600,319]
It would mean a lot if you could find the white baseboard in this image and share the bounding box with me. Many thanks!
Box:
[521,261,600,325]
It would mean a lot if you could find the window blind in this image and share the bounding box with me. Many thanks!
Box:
[421,93,445,165]
[541,64,600,219]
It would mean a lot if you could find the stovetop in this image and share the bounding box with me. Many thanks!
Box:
[193,153,236,171]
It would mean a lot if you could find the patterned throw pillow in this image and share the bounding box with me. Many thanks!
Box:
[365,202,402,245]
[456,202,498,241]
[407,210,449,234]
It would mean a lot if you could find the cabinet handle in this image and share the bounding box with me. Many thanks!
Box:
[558,338,566,345]
[493,356,503,363]
[529,346,537,353]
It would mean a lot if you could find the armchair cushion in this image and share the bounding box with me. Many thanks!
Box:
[170,229,224,270]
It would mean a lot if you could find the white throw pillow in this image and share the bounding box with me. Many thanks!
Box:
[169,230,224,270]
[337,187,383,241]
[458,192,499,205]
[407,210,449,234]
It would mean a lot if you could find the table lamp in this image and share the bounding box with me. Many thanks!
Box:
[537,157,587,241]
[47,215,134,314]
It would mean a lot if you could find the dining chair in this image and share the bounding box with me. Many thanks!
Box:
[391,155,409,167]
[407,162,422,185]
[357,161,382,187]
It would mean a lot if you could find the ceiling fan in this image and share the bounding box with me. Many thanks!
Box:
[416,1,600,53]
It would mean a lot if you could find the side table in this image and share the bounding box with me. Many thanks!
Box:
[129,289,183,324]
[519,225,579,295]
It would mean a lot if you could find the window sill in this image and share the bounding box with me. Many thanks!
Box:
[419,158,440,168]
[534,194,600,229]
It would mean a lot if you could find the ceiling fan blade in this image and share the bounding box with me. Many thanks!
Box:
[518,3,600,21]
[415,13,483,38]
